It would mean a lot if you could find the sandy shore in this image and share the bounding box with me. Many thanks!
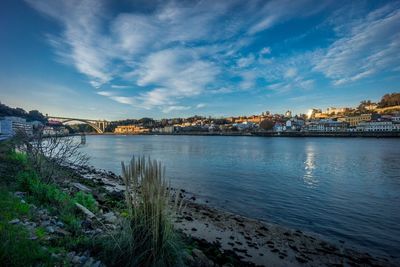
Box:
[70,164,398,267]
[175,199,397,267]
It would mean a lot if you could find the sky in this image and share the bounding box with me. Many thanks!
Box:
[0,0,399,120]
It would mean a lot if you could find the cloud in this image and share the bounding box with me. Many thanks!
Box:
[313,2,400,85]
[196,103,206,109]
[28,0,396,113]
[260,47,271,55]
[285,68,298,79]
[247,0,332,34]
[162,105,191,113]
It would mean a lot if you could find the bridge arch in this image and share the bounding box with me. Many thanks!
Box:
[60,119,104,133]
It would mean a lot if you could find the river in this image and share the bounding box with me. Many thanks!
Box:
[80,135,400,259]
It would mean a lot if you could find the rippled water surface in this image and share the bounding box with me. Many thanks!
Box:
[80,135,400,258]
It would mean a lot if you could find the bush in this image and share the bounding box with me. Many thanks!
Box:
[98,156,182,267]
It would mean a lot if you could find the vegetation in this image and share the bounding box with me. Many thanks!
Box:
[0,142,93,265]
[0,102,47,123]
[97,156,182,267]
[378,93,400,108]
[260,119,275,131]
[0,189,54,266]
[1,137,186,267]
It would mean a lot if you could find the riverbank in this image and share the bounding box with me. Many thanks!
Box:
[70,164,398,266]
[1,141,398,266]
[81,131,400,138]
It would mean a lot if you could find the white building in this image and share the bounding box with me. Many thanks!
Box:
[356,121,394,132]
[0,116,33,137]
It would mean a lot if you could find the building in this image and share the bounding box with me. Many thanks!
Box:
[307,108,322,119]
[326,107,350,115]
[114,125,150,134]
[42,126,69,136]
[356,121,395,132]
[304,120,348,132]
[338,114,372,127]
[0,116,33,137]
[285,110,292,118]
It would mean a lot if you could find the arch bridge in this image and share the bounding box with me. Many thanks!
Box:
[46,116,110,134]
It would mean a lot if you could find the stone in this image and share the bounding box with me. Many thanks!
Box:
[192,249,213,267]
[56,221,65,227]
[9,219,20,224]
[55,228,71,236]
[46,226,55,233]
[73,182,92,192]
[76,203,96,219]
[110,190,124,200]
[103,212,117,223]
[67,251,76,260]
[14,191,25,198]
[72,255,81,264]
[41,220,51,227]
[91,260,101,267]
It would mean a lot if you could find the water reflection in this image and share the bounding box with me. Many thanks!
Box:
[303,144,318,188]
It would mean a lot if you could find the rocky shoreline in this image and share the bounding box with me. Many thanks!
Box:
[66,164,397,267]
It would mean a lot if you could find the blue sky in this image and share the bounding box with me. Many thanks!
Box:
[1,0,399,120]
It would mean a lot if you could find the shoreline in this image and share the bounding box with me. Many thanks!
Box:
[69,164,398,267]
[76,131,400,138]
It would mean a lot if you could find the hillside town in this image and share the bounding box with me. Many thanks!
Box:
[1,93,400,138]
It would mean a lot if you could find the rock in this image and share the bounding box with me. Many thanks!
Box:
[109,190,124,200]
[73,182,92,192]
[103,212,117,223]
[72,255,82,264]
[14,191,25,198]
[76,203,96,219]
[91,261,101,267]
[67,251,76,260]
[56,221,64,227]
[46,226,55,233]
[182,251,195,265]
[192,249,214,267]
[41,220,51,227]
[9,219,20,224]
[55,228,71,236]
[81,219,93,229]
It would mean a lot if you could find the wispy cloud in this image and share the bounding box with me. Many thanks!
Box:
[24,0,399,114]
[313,2,400,85]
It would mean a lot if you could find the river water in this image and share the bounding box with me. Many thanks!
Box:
[80,135,400,258]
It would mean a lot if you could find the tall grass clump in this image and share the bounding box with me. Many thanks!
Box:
[99,156,182,267]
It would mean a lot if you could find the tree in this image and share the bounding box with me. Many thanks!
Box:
[378,93,400,108]
[19,130,89,183]
[260,120,274,131]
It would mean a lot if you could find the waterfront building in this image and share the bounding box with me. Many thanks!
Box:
[338,114,372,127]
[392,116,400,122]
[0,116,33,136]
[356,121,395,132]
[303,120,348,132]
[114,125,150,134]
[273,122,285,132]
[42,126,69,136]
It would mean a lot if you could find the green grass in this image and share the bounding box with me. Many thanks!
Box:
[73,191,98,213]
[0,188,53,267]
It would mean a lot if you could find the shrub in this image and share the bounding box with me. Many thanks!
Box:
[98,156,182,267]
